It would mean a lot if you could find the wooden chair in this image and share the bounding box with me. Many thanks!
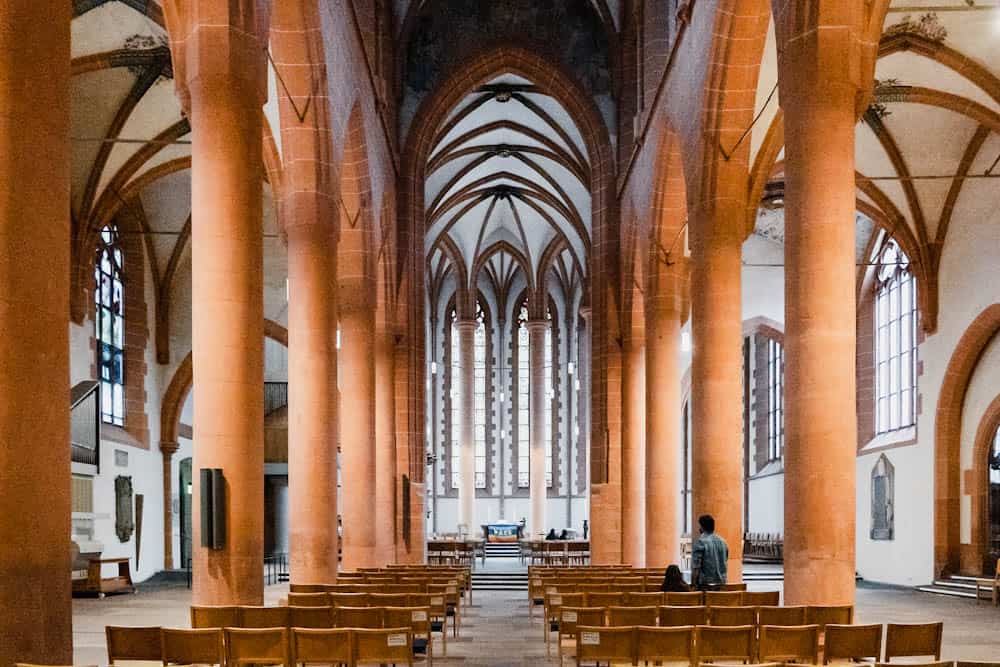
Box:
[370,593,410,608]
[353,627,413,666]
[240,606,290,628]
[546,592,585,655]
[759,605,806,627]
[705,590,744,607]
[335,606,383,630]
[224,627,289,667]
[743,591,781,607]
[586,592,624,608]
[289,583,326,594]
[287,592,329,607]
[328,592,369,608]
[805,605,854,632]
[384,607,433,666]
[635,626,695,664]
[608,605,658,627]
[823,624,883,664]
[558,607,607,662]
[719,583,748,592]
[425,593,449,656]
[160,628,224,666]
[956,662,1000,667]
[288,606,334,629]
[710,605,758,627]
[574,625,634,667]
[757,624,819,664]
[623,592,663,607]
[190,606,240,629]
[659,605,709,627]
[290,628,352,667]
[666,591,704,606]
[695,625,756,663]
[883,622,943,662]
[105,626,162,665]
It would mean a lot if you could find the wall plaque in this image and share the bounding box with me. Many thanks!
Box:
[115,475,134,542]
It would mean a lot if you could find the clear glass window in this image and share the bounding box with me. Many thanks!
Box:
[95,225,125,427]
[874,239,917,435]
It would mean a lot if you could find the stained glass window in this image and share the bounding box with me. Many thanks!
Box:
[874,238,917,434]
[95,225,125,426]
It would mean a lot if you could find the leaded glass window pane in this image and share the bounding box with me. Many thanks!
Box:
[874,239,917,435]
[95,225,125,426]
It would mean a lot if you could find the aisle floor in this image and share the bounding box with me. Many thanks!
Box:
[72,576,1000,665]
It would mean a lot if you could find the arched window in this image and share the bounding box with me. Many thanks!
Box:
[767,338,784,461]
[989,425,1000,557]
[516,303,553,488]
[95,224,125,426]
[450,302,488,489]
[874,238,917,434]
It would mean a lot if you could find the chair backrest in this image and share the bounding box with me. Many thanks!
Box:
[191,606,240,629]
[710,605,758,627]
[659,605,709,627]
[719,583,748,592]
[224,627,288,666]
[289,584,326,594]
[624,592,664,607]
[665,591,704,606]
[957,662,1000,667]
[383,606,431,638]
[884,622,943,661]
[386,584,424,594]
[586,592,624,607]
[287,592,329,607]
[758,624,820,664]
[805,605,854,630]
[743,591,781,606]
[160,628,224,666]
[578,583,611,593]
[240,606,290,628]
[695,625,756,662]
[824,624,883,664]
[290,628,352,666]
[106,626,163,664]
[329,592,370,607]
[353,627,412,666]
[635,626,695,663]
[575,625,634,665]
[369,593,409,607]
[558,606,606,638]
[759,605,806,626]
[336,606,383,630]
[705,590,744,607]
[288,606,334,629]
[608,605,658,627]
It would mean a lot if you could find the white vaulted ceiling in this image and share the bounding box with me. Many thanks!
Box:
[425,74,591,290]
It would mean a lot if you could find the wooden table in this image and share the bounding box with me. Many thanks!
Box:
[72,557,135,597]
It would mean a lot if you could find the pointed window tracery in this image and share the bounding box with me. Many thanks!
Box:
[874,238,917,434]
[95,225,125,427]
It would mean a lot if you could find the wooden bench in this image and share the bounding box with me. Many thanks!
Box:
[72,557,135,597]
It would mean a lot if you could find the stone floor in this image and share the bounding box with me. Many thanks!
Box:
[73,567,1000,665]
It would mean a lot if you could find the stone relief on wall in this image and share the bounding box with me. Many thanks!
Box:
[871,454,894,540]
[115,475,134,543]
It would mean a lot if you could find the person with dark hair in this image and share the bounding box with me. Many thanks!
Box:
[558,529,569,540]
[691,514,728,590]
[659,564,690,592]
[545,529,558,540]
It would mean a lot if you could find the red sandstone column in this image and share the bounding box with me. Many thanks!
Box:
[689,197,744,582]
[645,266,682,568]
[528,320,551,537]
[287,216,339,583]
[375,327,397,563]
[0,2,72,663]
[621,326,646,565]
[456,319,477,534]
[172,7,268,605]
[779,29,859,606]
[340,302,378,569]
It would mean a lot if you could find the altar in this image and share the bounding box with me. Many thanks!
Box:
[482,521,521,542]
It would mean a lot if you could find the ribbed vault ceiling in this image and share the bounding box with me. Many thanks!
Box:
[425,74,591,293]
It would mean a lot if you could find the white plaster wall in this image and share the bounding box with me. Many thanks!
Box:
[741,234,785,323]
[748,473,784,534]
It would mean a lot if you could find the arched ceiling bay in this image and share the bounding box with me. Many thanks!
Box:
[425,74,591,293]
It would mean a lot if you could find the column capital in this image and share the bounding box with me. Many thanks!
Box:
[525,319,551,332]
[578,307,592,322]
[454,318,479,333]
[159,440,180,457]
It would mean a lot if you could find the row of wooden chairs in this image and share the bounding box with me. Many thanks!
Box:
[744,532,784,560]
[285,589,462,637]
[105,625,415,667]
[565,622,943,666]
[522,541,592,565]
[535,589,775,618]
[544,605,852,657]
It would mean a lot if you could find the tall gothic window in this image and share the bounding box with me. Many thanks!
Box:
[450,303,487,490]
[989,425,1000,557]
[874,239,917,434]
[95,225,125,426]
[767,338,784,461]
[516,303,553,488]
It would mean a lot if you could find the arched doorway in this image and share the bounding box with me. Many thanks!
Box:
[988,424,1000,570]
[179,457,193,569]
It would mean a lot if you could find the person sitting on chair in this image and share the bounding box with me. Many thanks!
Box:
[545,529,558,540]
[660,564,691,592]
[558,529,569,540]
